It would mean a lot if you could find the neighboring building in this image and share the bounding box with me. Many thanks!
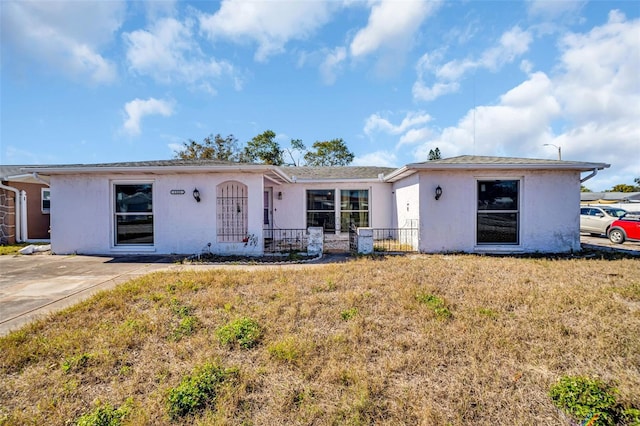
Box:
[0,166,51,244]
[23,155,609,255]
[580,191,640,212]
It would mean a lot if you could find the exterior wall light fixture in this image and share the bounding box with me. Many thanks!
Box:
[193,188,201,202]
[435,185,443,200]
[278,191,283,200]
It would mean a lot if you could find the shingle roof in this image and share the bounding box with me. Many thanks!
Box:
[23,159,242,169]
[0,165,27,180]
[281,166,395,180]
[411,155,601,166]
[15,155,611,184]
[581,192,640,202]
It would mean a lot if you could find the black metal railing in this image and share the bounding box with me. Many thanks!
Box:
[372,228,419,252]
[263,229,308,253]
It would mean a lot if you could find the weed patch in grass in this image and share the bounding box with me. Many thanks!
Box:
[76,398,133,426]
[62,352,94,373]
[216,317,262,349]
[268,336,303,364]
[168,298,198,341]
[340,307,358,321]
[166,362,237,420]
[415,292,452,320]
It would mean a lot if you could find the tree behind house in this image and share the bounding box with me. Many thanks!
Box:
[174,134,239,161]
[303,139,354,166]
[428,148,442,161]
[240,130,284,165]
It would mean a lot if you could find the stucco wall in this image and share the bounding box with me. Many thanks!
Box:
[392,174,420,229]
[50,173,265,255]
[415,169,581,253]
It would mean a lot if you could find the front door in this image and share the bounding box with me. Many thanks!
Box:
[263,188,273,234]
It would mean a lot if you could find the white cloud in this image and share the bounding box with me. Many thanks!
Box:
[411,12,640,190]
[413,26,533,101]
[122,98,174,136]
[398,127,433,147]
[1,1,125,84]
[527,0,585,19]
[479,26,533,71]
[351,150,398,168]
[412,81,460,102]
[199,0,334,62]
[350,0,437,58]
[124,17,237,91]
[347,0,440,78]
[414,72,561,160]
[320,47,347,85]
[364,111,432,136]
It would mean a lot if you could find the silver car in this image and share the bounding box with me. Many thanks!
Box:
[580,206,627,236]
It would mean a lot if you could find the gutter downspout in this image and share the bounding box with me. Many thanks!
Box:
[31,172,50,187]
[580,168,599,183]
[0,183,23,243]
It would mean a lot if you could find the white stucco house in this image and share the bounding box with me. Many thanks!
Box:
[23,155,609,256]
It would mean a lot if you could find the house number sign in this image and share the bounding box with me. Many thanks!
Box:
[170,189,186,195]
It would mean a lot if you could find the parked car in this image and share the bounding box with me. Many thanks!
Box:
[608,214,640,244]
[580,206,627,236]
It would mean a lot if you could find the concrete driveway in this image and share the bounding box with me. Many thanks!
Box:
[580,232,640,254]
[0,254,182,336]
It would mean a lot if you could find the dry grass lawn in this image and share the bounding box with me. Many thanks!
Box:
[1,254,639,425]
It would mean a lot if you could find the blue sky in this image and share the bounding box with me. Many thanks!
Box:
[1,0,638,191]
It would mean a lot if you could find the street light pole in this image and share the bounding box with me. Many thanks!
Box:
[544,144,561,160]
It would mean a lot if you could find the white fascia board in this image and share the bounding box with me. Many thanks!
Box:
[402,162,610,172]
[382,166,416,182]
[26,165,292,182]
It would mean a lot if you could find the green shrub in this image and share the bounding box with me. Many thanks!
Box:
[76,399,132,426]
[415,292,452,320]
[549,376,619,426]
[340,307,358,321]
[166,363,235,419]
[216,317,262,349]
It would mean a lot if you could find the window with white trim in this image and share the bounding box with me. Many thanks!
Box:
[306,189,370,233]
[306,190,335,233]
[477,180,519,244]
[340,189,369,231]
[217,181,248,242]
[41,188,51,214]
[114,183,154,245]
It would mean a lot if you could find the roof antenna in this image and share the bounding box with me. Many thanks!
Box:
[473,72,476,155]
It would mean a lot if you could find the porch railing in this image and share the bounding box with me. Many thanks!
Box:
[372,228,419,253]
[263,228,308,253]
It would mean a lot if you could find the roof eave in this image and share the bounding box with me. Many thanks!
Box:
[25,164,290,176]
[403,162,610,172]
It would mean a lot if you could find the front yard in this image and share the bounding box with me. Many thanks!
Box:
[1,254,638,425]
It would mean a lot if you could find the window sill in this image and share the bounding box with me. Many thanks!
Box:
[474,245,522,253]
[111,246,157,253]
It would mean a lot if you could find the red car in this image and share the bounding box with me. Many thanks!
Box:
[608,214,640,244]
